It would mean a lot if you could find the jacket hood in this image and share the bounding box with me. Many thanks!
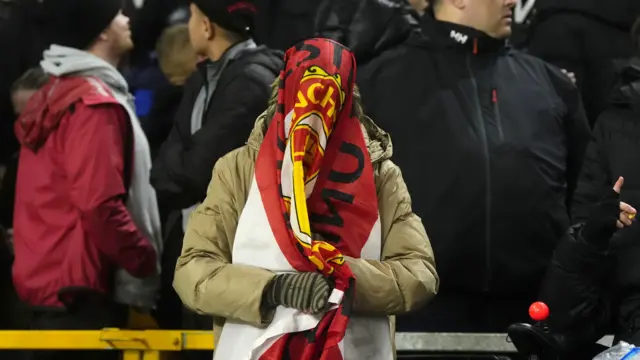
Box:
[315,0,421,65]
[231,45,284,76]
[247,112,393,164]
[192,45,284,89]
[610,58,640,108]
[16,45,124,151]
[194,43,283,85]
[14,77,109,151]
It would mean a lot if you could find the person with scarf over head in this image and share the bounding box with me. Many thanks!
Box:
[173,38,439,360]
[11,1,161,358]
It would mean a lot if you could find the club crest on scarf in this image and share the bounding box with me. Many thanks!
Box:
[285,63,349,275]
[254,38,379,359]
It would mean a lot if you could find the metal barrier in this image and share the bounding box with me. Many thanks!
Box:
[17,330,621,359]
[0,330,520,358]
[0,329,215,360]
[396,333,516,353]
[0,329,616,359]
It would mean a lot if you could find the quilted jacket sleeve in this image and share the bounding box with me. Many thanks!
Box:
[173,150,275,326]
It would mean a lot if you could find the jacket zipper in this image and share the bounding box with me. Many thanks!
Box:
[466,54,493,292]
[492,89,504,141]
[201,76,210,125]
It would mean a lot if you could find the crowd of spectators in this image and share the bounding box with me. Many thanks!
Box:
[0,0,639,359]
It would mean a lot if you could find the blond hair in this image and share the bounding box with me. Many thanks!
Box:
[156,24,198,85]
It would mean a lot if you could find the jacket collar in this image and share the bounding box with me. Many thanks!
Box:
[417,13,507,54]
[196,39,257,79]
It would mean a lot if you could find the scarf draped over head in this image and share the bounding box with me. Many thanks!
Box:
[254,38,379,359]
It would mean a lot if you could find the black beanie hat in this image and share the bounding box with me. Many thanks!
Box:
[191,0,257,35]
[43,0,122,49]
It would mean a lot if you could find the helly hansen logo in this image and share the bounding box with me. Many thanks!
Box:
[450,30,468,44]
[514,0,536,24]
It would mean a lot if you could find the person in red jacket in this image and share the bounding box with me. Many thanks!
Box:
[11,0,159,359]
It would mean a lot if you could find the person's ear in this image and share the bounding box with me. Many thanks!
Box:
[203,19,215,41]
[98,30,109,42]
[452,0,466,10]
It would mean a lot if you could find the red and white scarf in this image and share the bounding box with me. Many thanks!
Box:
[214,38,392,360]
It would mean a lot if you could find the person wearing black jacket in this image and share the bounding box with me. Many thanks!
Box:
[527,0,640,125]
[540,52,640,348]
[539,177,638,351]
[149,0,283,345]
[251,0,320,51]
[357,0,591,332]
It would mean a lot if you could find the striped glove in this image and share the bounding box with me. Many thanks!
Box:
[262,272,331,314]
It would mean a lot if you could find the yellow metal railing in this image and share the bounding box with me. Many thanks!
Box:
[0,329,215,360]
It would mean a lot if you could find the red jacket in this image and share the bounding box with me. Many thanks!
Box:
[12,75,157,308]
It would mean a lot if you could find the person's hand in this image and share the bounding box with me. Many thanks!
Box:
[262,272,331,314]
[581,177,637,248]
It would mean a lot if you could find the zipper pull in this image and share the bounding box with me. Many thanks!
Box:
[492,89,498,103]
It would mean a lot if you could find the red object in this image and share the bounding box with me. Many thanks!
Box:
[12,76,157,308]
[227,1,257,13]
[255,38,376,359]
[529,301,550,321]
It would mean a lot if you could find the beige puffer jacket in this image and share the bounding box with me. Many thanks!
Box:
[173,112,439,349]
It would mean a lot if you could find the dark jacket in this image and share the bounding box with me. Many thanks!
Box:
[0,152,17,229]
[253,0,319,50]
[541,60,640,346]
[358,16,590,298]
[538,226,616,350]
[535,0,640,32]
[149,44,282,331]
[314,0,421,66]
[12,76,157,307]
[150,46,283,214]
[526,1,638,126]
[142,84,184,161]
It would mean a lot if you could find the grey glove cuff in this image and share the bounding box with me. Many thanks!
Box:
[262,272,331,314]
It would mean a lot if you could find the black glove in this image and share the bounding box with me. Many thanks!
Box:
[581,189,621,248]
[262,272,331,314]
